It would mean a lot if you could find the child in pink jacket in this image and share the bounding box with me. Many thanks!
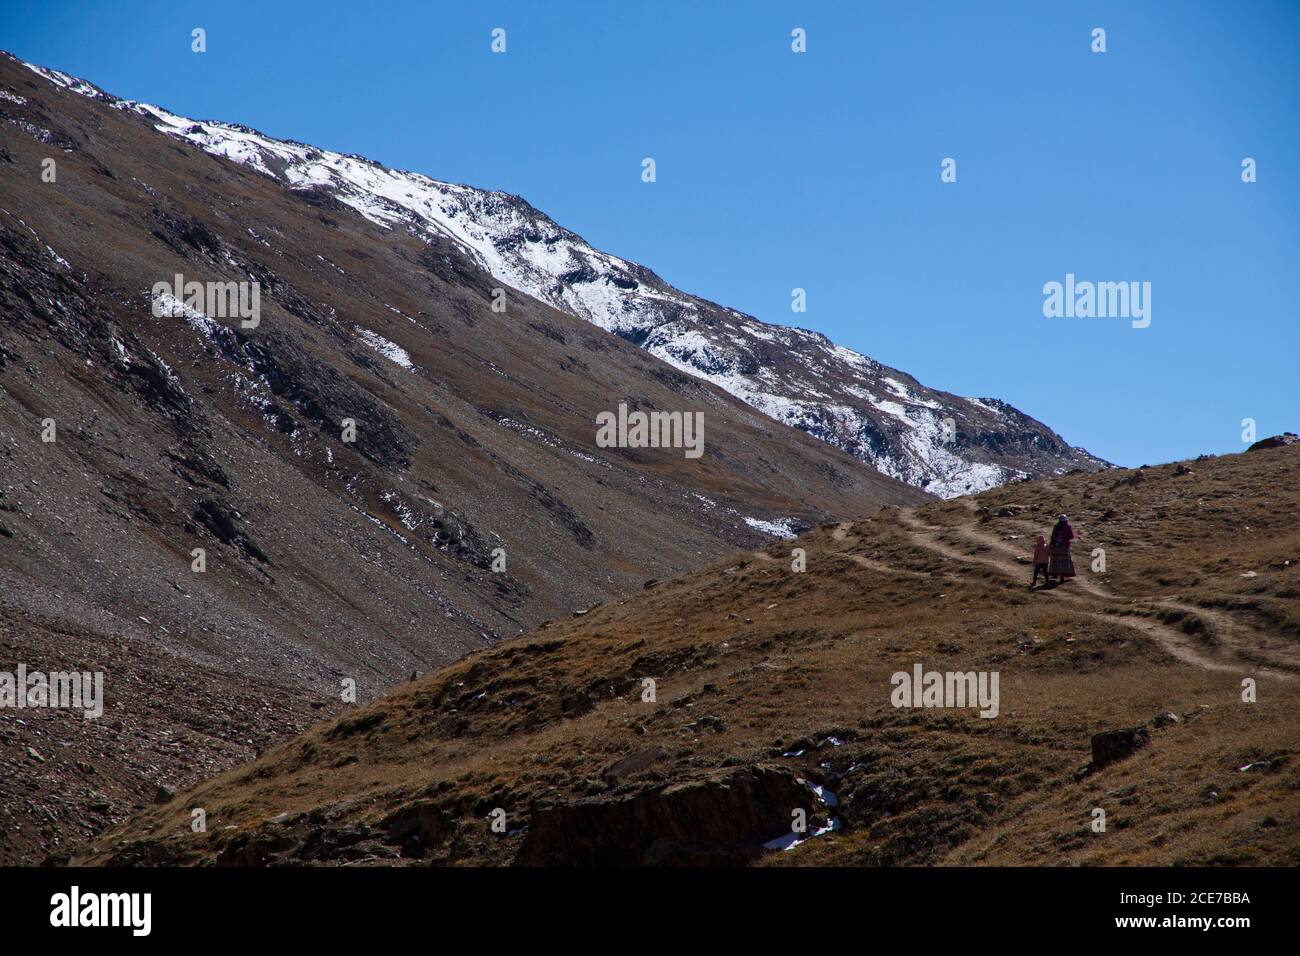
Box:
[1031,534,1050,588]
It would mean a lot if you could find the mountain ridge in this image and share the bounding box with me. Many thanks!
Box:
[13,53,1110,498]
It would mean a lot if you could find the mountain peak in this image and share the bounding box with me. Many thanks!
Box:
[12,52,1108,498]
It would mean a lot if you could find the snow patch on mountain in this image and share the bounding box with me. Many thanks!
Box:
[355,326,413,369]
[742,516,801,539]
[21,56,1108,498]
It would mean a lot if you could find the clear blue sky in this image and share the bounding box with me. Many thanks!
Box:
[7,0,1298,466]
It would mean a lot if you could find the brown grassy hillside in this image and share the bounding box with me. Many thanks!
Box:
[73,444,1300,866]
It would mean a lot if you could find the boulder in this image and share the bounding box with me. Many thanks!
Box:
[1150,710,1181,729]
[1089,726,1150,770]
[601,746,667,786]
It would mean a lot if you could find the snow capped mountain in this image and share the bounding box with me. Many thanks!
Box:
[20,58,1108,497]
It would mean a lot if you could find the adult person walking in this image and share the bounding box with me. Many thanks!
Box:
[1047,514,1076,583]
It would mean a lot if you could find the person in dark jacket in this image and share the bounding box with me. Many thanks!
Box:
[1047,514,1076,582]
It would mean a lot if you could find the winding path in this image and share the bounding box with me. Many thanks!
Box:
[827,505,1297,680]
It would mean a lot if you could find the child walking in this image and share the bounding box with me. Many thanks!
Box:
[1031,534,1050,588]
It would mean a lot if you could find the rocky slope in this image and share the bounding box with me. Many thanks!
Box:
[13,55,1108,498]
[73,444,1300,867]
[0,53,929,863]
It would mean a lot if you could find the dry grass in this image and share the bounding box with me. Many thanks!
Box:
[74,446,1300,866]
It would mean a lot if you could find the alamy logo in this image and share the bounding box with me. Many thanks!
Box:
[596,402,704,459]
[1042,273,1150,328]
[151,273,260,328]
[1,665,103,719]
[50,886,151,936]
[890,663,1000,718]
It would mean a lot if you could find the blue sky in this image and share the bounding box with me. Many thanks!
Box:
[7,0,1298,466]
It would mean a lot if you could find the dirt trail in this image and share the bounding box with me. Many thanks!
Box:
[1099,608,1257,675]
[838,551,931,578]
[933,508,1298,672]
[829,522,931,578]
[895,509,1027,579]
[942,499,1113,597]
[1146,598,1300,678]
[755,531,927,579]
[942,505,1299,673]
[892,504,1292,681]
[762,505,1287,680]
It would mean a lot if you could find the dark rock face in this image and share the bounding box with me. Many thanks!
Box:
[193,498,271,563]
[1089,726,1150,771]
[382,802,453,859]
[517,765,813,866]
